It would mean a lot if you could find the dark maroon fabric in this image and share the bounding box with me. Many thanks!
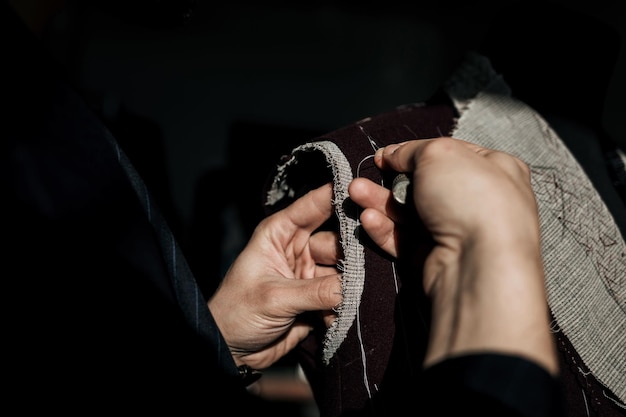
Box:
[265,95,458,417]
[308,98,457,417]
[555,320,626,417]
[262,93,625,417]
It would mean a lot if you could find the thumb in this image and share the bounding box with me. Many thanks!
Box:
[290,273,342,314]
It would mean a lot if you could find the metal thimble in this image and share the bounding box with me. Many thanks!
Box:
[392,173,410,205]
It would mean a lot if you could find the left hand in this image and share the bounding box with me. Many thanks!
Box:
[208,183,342,370]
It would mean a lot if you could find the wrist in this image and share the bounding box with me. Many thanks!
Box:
[423,239,559,376]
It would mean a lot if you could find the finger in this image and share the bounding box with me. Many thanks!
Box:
[315,264,339,279]
[285,273,342,313]
[284,321,315,350]
[309,231,341,265]
[373,139,433,173]
[242,322,314,370]
[359,207,399,258]
[321,310,338,327]
[278,182,334,231]
[375,137,480,173]
[348,177,403,223]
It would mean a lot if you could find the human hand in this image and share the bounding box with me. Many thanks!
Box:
[208,183,342,370]
[349,138,539,267]
[348,138,558,375]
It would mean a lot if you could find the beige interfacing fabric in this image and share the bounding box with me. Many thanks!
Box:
[445,53,625,403]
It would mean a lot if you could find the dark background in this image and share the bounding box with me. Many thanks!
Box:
[34,0,624,414]
[39,0,625,312]
[40,2,623,224]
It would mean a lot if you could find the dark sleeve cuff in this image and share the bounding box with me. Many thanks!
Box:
[421,353,566,417]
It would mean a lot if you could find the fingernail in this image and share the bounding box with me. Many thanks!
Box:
[333,274,343,309]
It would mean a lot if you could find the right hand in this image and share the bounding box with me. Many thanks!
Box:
[349,137,539,276]
[348,138,558,375]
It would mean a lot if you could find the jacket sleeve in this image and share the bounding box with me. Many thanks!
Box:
[419,353,566,417]
[2,3,247,411]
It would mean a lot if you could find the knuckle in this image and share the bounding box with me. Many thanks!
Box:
[425,137,458,156]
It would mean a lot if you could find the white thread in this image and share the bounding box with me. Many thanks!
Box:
[391,259,400,294]
[353,153,375,398]
[582,388,590,417]
[356,154,376,178]
[604,391,626,409]
[358,125,380,152]
[355,305,372,399]
[354,130,379,401]
[354,154,376,228]
[549,319,561,333]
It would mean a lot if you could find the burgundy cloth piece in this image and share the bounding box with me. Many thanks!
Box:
[265,96,457,416]
[302,98,456,417]
[262,91,626,417]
